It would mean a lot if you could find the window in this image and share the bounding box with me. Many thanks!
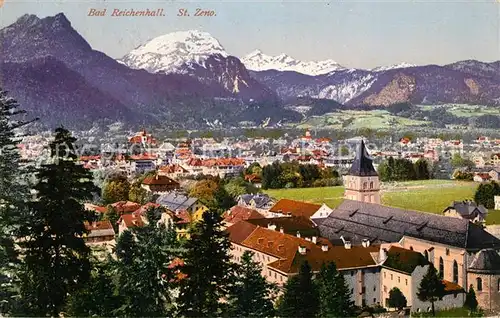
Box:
[446,248,450,256]
[351,271,355,276]
[370,181,374,189]
[362,287,366,294]
[477,277,482,291]
[453,260,458,284]
[391,274,393,280]
[410,246,414,251]
[383,285,387,292]
[439,257,444,278]
[405,279,408,286]
[398,276,400,283]
[373,298,376,304]
[268,270,271,276]
[384,272,386,278]
[351,288,354,294]
[373,285,376,291]
[274,272,277,279]
[363,182,367,190]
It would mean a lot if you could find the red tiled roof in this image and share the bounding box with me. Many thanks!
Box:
[223,206,264,224]
[186,157,245,167]
[120,213,145,228]
[129,153,158,161]
[269,199,321,218]
[443,280,465,294]
[129,130,157,145]
[84,220,114,231]
[133,202,161,216]
[111,201,142,214]
[79,155,101,161]
[175,209,192,224]
[238,225,378,274]
[85,203,107,214]
[225,221,258,244]
[159,164,188,174]
[244,174,262,183]
[142,175,180,186]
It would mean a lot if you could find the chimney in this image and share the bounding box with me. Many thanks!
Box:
[296,231,301,238]
[321,244,329,252]
[279,227,284,234]
[344,241,352,249]
[92,221,97,228]
[298,246,307,255]
[362,239,370,248]
[155,174,159,180]
[379,247,388,263]
[267,223,277,231]
[305,237,311,242]
[312,236,317,244]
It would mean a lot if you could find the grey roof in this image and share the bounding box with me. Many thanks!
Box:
[443,201,487,219]
[156,191,198,211]
[468,248,500,273]
[238,193,274,208]
[348,140,378,177]
[318,200,500,250]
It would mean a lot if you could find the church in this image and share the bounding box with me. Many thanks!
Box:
[318,140,500,312]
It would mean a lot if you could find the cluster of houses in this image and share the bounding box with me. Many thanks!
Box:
[81,139,500,314]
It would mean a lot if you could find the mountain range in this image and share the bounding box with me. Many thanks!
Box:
[0,13,499,130]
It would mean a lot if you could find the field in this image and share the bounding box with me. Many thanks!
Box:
[418,104,500,118]
[295,110,430,130]
[264,180,500,224]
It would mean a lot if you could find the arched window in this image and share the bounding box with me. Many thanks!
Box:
[410,246,414,251]
[363,182,367,190]
[370,181,374,189]
[424,250,429,260]
[439,257,444,278]
[477,277,482,291]
[453,261,458,283]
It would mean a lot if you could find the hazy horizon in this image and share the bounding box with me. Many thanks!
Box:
[1,0,499,69]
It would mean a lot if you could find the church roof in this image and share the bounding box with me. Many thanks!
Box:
[349,140,378,177]
[468,248,500,274]
[318,200,500,250]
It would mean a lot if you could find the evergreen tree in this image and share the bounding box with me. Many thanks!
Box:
[0,90,33,314]
[114,207,180,316]
[228,251,276,317]
[316,261,355,317]
[65,257,118,316]
[415,159,430,180]
[388,287,407,310]
[103,205,120,233]
[417,264,445,316]
[474,181,500,209]
[278,261,319,318]
[464,285,478,313]
[177,210,234,317]
[16,127,97,316]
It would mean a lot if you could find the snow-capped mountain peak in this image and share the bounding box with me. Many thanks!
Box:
[241,50,346,76]
[371,62,417,72]
[120,30,228,74]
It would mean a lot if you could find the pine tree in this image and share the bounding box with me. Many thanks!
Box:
[103,205,120,233]
[177,210,234,317]
[228,251,276,317]
[388,287,407,310]
[316,262,355,317]
[114,206,180,316]
[417,264,445,316]
[278,261,319,318]
[464,285,478,313]
[65,256,118,316]
[0,90,33,314]
[16,127,97,316]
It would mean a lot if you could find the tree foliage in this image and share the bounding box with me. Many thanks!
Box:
[316,262,355,317]
[464,285,478,313]
[262,161,339,189]
[417,264,445,316]
[228,251,276,317]
[378,157,431,182]
[177,211,234,317]
[16,127,96,316]
[474,181,500,209]
[388,287,407,310]
[278,261,319,318]
[0,90,32,314]
[102,176,130,204]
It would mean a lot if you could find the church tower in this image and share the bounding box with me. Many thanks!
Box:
[344,140,381,204]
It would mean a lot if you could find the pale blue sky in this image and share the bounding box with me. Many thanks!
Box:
[1,0,499,68]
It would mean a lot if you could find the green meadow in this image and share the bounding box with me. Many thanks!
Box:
[264,180,500,224]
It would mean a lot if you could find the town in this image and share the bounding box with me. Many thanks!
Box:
[9,126,500,317]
